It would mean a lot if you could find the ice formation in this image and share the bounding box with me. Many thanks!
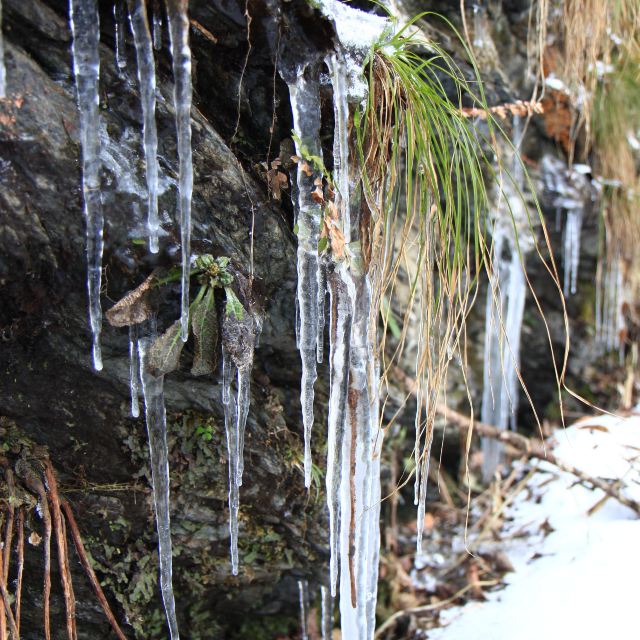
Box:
[128,0,161,253]
[298,579,310,640]
[285,4,389,634]
[288,69,324,489]
[138,337,180,640]
[128,324,140,418]
[114,0,128,72]
[541,154,591,297]
[221,312,260,575]
[152,0,163,50]
[69,0,105,371]
[481,124,532,482]
[0,0,6,98]
[321,585,333,639]
[596,249,625,355]
[165,0,194,342]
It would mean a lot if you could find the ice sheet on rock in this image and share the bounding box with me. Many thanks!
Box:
[69,0,104,371]
[288,67,324,489]
[138,337,180,639]
[165,0,193,342]
[128,0,161,253]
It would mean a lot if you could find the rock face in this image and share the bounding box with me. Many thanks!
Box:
[0,0,622,638]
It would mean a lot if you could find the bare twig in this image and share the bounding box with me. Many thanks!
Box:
[0,539,17,640]
[45,463,77,640]
[60,501,129,640]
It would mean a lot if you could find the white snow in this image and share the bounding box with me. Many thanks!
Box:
[430,412,640,640]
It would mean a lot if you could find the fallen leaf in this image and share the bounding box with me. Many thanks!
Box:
[106,272,156,327]
[147,320,184,376]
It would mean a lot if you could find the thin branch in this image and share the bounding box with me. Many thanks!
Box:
[14,509,23,637]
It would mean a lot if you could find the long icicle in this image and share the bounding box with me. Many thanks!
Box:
[128,324,140,417]
[165,0,193,342]
[114,0,128,73]
[69,0,104,371]
[288,66,323,489]
[128,0,161,253]
[138,337,180,639]
[0,0,6,98]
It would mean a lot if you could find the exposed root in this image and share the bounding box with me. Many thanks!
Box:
[45,463,77,640]
[61,501,129,640]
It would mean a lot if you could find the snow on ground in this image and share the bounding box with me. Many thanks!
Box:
[429,412,640,640]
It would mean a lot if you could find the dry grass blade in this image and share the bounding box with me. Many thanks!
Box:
[14,509,23,637]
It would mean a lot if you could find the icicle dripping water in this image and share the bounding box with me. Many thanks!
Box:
[138,337,180,639]
[288,67,323,489]
[165,0,193,341]
[0,0,6,98]
[128,0,161,253]
[114,0,128,73]
[69,0,104,371]
[128,324,140,418]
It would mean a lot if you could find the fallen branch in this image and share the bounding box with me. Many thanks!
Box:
[394,366,640,517]
[60,501,129,640]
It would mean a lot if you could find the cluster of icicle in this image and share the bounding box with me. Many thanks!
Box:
[286,4,389,632]
[480,118,531,482]
[541,154,592,297]
[70,0,192,373]
[69,1,193,637]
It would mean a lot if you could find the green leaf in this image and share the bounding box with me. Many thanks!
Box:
[318,237,329,254]
[191,287,218,376]
[147,320,185,376]
[224,287,245,320]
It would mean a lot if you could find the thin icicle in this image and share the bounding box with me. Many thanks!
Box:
[128,0,161,253]
[321,585,333,640]
[235,366,250,486]
[221,344,240,575]
[0,0,6,98]
[317,260,327,364]
[152,0,163,50]
[326,266,352,597]
[563,208,583,296]
[138,337,180,640]
[298,579,310,640]
[69,0,104,371]
[114,0,128,72]
[129,324,140,418]
[288,67,323,489]
[165,0,193,342]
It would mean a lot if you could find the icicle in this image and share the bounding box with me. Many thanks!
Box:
[138,337,180,640]
[288,67,323,489]
[298,579,310,640]
[317,260,327,364]
[326,266,352,597]
[235,365,250,486]
[0,0,6,98]
[152,0,163,51]
[221,344,240,575]
[129,324,140,418]
[563,208,583,296]
[114,0,128,72]
[128,0,161,253]
[69,0,105,371]
[326,53,351,244]
[165,0,193,342]
[321,585,333,640]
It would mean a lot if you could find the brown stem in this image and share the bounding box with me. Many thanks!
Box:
[0,540,17,640]
[3,471,15,585]
[60,501,129,640]
[44,463,77,640]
